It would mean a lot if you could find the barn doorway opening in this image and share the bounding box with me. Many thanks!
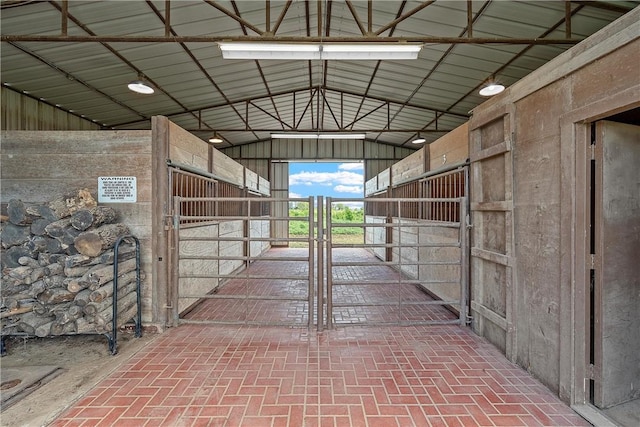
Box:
[588,117,640,427]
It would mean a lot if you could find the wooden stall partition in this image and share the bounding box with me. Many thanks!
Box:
[391,147,425,186]
[429,122,469,171]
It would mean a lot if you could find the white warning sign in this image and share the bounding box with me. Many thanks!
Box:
[98,176,137,203]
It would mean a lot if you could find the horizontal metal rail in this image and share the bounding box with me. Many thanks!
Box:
[332,299,460,307]
[331,279,458,286]
[180,294,307,302]
[334,221,461,228]
[330,242,461,248]
[178,255,310,262]
[179,236,311,242]
[331,260,460,267]
[181,274,307,281]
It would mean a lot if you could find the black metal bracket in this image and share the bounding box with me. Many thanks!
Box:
[105,235,143,355]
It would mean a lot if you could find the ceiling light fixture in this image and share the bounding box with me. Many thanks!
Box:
[271,133,366,140]
[479,81,505,97]
[127,76,154,94]
[219,42,422,60]
[412,132,426,144]
[208,132,223,143]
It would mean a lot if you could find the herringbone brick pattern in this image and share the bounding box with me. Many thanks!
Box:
[50,325,589,427]
[50,248,588,426]
[183,248,457,326]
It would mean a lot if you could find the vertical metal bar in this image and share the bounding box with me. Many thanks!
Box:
[266,0,271,33]
[396,198,401,326]
[243,198,249,325]
[340,92,344,129]
[317,196,324,331]
[439,176,443,221]
[111,237,120,354]
[326,197,333,329]
[308,196,315,329]
[246,199,251,269]
[317,0,322,37]
[565,0,572,39]
[165,0,171,37]
[171,196,181,325]
[459,197,469,325]
[448,173,452,222]
[134,236,142,338]
[466,0,473,38]
[292,91,297,127]
[61,0,68,36]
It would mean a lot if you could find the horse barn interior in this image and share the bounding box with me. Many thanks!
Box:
[1,1,639,426]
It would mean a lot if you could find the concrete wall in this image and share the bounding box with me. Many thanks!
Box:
[1,118,271,332]
[468,9,640,405]
[0,130,155,324]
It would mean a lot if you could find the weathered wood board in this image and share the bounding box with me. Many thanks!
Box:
[429,122,469,171]
[391,148,425,186]
[168,121,208,171]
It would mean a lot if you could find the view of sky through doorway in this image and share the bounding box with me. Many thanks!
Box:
[288,161,364,204]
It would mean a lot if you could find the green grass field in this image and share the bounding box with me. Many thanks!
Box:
[287,205,364,247]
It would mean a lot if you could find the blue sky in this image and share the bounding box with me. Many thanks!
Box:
[289,162,364,200]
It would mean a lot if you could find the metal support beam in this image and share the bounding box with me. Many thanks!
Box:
[0,35,584,44]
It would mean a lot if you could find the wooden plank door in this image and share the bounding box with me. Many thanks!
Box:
[592,120,640,408]
[469,112,515,360]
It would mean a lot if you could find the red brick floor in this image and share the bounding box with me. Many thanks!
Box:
[50,324,590,427]
[183,248,457,326]
[49,248,590,426]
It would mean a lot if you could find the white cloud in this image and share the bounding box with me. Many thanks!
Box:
[334,185,363,194]
[289,171,362,187]
[289,192,302,198]
[338,162,363,171]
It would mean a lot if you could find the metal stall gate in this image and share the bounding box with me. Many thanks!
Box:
[325,166,469,327]
[168,168,468,329]
[168,168,318,327]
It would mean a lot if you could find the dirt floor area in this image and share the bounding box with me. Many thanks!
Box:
[1,329,157,427]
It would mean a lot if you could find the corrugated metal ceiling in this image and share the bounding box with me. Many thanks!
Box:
[1,0,638,149]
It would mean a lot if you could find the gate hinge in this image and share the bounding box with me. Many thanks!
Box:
[590,254,595,270]
[590,143,595,160]
[587,363,599,380]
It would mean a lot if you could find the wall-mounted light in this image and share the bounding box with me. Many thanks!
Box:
[219,42,422,60]
[208,132,223,143]
[271,132,366,139]
[479,82,505,97]
[412,132,426,144]
[127,75,154,94]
